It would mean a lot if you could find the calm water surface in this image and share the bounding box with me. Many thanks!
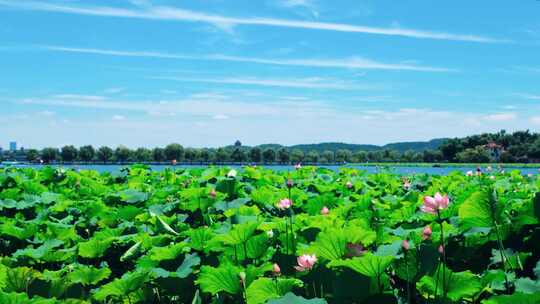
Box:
[2,164,539,175]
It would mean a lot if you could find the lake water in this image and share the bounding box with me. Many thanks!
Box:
[2,164,539,175]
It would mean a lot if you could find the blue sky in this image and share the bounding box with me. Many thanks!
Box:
[1,0,540,149]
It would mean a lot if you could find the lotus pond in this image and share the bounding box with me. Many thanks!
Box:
[1,165,539,303]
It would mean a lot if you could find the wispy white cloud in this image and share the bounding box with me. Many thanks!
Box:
[0,1,504,42]
[274,0,319,18]
[104,87,125,94]
[482,112,517,122]
[52,94,106,101]
[40,45,453,72]
[531,116,540,125]
[212,114,230,120]
[516,93,540,100]
[149,76,376,90]
[112,114,126,121]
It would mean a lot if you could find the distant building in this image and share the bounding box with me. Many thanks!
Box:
[483,142,504,161]
[9,141,17,152]
[234,140,242,147]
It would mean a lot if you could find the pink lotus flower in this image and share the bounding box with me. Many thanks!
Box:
[466,170,473,176]
[277,198,292,210]
[320,206,329,215]
[209,189,216,199]
[273,263,281,276]
[346,242,366,257]
[422,226,432,240]
[294,254,317,272]
[346,181,353,189]
[421,192,449,215]
[295,163,302,170]
[402,240,410,251]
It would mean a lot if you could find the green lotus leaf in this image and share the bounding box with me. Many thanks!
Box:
[246,278,303,304]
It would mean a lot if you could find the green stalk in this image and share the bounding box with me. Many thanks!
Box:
[438,211,447,299]
[243,242,248,262]
[404,250,410,304]
[494,222,510,292]
[284,218,289,255]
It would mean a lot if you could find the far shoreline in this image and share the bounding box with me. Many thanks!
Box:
[2,161,540,168]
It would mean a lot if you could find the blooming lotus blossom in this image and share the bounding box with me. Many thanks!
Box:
[209,189,216,198]
[403,181,411,190]
[273,263,281,275]
[490,175,496,180]
[295,163,302,170]
[466,171,474,176]
[421,192,450,215]
[227,169,237,178]
[277,198,292,210]
[295,254,317,272]
[320,206,329,215]
[266,230,274,238]
[422,226,432,240]
[346,181,353,189]
[402,240,410,251]
[346,242,366,257]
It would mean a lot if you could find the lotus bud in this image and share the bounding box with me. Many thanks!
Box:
[272,263,281,276]
[422,226,432,240]
[402,240,410,251]
[286,178,293,189]
[320,206,329,215]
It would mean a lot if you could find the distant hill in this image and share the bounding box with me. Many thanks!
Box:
[249,138,448,153]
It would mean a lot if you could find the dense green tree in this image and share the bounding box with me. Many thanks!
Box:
[25,149,39,162]
[353,151,368,163]
[115,146,132,162]
[249,147,262,163]
[134,148,152,162]
[277,148,290,164]
[262,148,276,163]
[455,147,492,163]
[305,150,319,163]
[79,145,95,162]
[335,149,352,163]
[41,148,59,163]
[439,139,461,162]
[527,138,540,159]
[164,143,184,161]
[97,146,113,162]
[290,149,304,164]
[231,148,247,162]
[60,145,78,162]
[321,150,334,163]
[215,148,229,162]
[199,149,211,162]
[184,148,200,162]
[422,149,443,162]
[152,148,165,162]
